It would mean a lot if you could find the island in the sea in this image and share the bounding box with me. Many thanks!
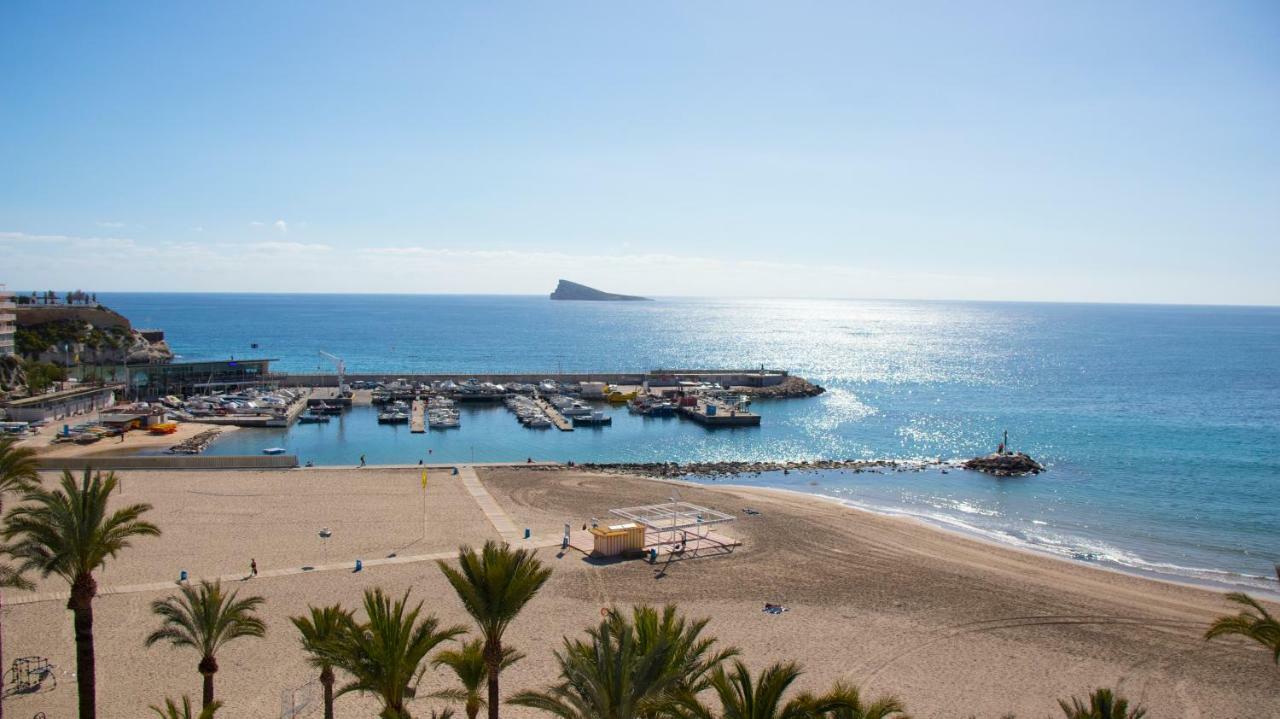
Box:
[550,279,651,301]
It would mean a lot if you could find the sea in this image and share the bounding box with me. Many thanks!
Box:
[97,293,1280,594]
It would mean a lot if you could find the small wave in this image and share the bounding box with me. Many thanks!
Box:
[817,493,1276,595]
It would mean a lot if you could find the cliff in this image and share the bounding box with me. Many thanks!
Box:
[15,305,173,365]
[550,279,651,301]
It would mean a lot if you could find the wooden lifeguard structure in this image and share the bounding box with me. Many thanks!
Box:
[569,490,739,559]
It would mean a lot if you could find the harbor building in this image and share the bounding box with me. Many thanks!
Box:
[2,384,120,422]
[131,358,276,399]
[0,285,15,357]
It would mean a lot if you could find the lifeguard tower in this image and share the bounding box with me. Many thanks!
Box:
[569,491,739,559]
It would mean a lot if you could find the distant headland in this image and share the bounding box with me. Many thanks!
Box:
[550,279,651,301]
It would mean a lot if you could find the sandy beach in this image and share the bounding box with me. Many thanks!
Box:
[3,465,1276,718]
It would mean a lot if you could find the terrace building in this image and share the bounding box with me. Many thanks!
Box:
[0,285,15,357]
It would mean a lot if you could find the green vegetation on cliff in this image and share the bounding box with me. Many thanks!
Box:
[15,319,132,357]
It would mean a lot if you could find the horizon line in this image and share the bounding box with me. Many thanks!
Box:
[14,289,1278,310]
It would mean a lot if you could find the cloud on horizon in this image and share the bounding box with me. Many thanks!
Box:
[2,228,1272,305]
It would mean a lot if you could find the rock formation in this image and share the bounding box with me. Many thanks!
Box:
[550,279,651,301]
[963,452,1044,476]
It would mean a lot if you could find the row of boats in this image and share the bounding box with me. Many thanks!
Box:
[376,398,460,429]
[504,395,554,428]
[159,388,308,420]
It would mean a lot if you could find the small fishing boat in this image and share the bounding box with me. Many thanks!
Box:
[262,447,287,455]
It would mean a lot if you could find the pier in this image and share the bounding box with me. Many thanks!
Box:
[535,397,574,431]
[410,398,426,433]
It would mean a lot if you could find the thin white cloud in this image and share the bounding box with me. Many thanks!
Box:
[248,221,265,228]
[96,220,126,229]
[251,241,330,253]
[273,219,288,233]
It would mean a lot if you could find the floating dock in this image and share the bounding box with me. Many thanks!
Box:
[410,398,426,433]
[534,397,574,431]
[678,401,760,427]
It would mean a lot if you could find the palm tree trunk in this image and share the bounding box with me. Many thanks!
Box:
[1,591,6,719]
[321,666,335,719]
[485,639,501,719]
[69,574,97,719]
[202,670,215,708]
[199,655,218,708]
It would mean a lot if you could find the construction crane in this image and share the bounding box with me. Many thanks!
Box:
[318,351,348,395]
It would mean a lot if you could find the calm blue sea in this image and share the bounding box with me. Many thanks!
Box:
[98,293,1280,593]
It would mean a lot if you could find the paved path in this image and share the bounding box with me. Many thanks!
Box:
[456,464,523,541]
[6,535,564,607]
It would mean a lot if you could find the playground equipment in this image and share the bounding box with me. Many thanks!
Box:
[3,656,56,697]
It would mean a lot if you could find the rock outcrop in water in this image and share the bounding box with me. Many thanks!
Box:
[550,279,651,301]
[737,375,825,398]
[963,452,1044,477]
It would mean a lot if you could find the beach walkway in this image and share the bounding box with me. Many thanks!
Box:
[4,537,564,607]
[456,464,523,541]
[6,464,553,607]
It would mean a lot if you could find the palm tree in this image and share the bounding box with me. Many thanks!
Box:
[324,587,466,719]
[292,603,353,719]
[150,696,222,719]
[795,681,907,719]
[1204,564,1280,666]
[145,580,266,709]
[1057,687,1146,719]
[0,435,40,719]
[692,660,901,719]
[509,604,738,719]
[429,638,523,719]
[437,541,552,719]
[3,468,159,719]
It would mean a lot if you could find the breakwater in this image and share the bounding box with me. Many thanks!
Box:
[273,369,823,398]
[528,457,960,479]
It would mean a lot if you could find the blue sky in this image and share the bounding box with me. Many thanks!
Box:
[2,2,1277,303]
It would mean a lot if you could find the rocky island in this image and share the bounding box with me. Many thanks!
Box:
[550,279,651,301]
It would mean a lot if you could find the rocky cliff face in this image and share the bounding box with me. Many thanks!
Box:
[550,279,651,301]
[15,305,173,366]
[30,330,174,365]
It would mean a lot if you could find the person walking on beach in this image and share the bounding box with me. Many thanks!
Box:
[250,558,258,577]
[359,453,366,467]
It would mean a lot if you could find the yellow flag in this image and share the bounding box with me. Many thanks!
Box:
[421,469,428,489]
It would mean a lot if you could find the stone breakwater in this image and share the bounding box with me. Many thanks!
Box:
[737,375,825,398]
[524,457,955,479]
[168,428,222,455]
[520,452,1042,479]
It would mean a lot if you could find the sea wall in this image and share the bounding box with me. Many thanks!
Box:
[36,454,299,471]
[275,369,789,388]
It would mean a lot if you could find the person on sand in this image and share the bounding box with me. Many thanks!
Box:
[250,558,258,577]
[359,454,366,467]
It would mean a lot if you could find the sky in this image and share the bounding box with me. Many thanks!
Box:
[1,2,1277,304]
